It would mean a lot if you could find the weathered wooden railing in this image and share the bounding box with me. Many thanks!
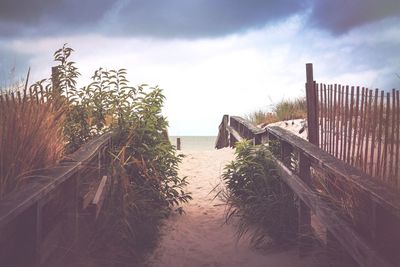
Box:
[216,115,400,267]
[215,115,265,148]
[0,133,112,267]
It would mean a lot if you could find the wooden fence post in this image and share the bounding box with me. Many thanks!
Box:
[223,115,229,147]
[51,66,60,94]
[298,152,312,256]
[177,138,181,150]
[306,63,319,146]
[254,133,262,145]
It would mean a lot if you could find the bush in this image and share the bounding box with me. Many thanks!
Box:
[222,140,298,246]
[17,44,191,265]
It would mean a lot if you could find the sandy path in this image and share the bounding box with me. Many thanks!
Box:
[147,148,318,267]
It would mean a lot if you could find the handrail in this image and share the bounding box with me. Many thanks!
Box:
[215,115,399,267]
[215,115,265,148]
[0,132,112,266]
[0,132,112,228]
[267,126,400,218]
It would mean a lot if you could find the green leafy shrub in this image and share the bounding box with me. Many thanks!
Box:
[27,44,191,265]
[222,140,298,246]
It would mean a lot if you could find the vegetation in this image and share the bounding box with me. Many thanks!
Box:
[0,94,65,198]
[246,97,307,125]
[0,44,191,264]
[221,140,298,247]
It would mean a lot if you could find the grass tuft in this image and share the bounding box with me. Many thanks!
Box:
[0,92,65,198]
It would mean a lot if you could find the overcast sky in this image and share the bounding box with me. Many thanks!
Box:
[1,0,400,135]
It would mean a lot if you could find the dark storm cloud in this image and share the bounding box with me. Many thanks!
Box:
[0,0,304,38]
[308,0,400,34]
[1,0,400,38]
[105,0,305,38]
[0,0,113,37]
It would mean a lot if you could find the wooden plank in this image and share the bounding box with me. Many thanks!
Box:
[383,93,390,181]
[347,86,354,163]
[323,84,328,152]
[319,83,324,149]
[376,91,385,178]
[89,176,109,220]
[370,89,379,176]
[364,90,372,173]
[271,154,393,267]
[339,85,345,160]
[396,90,400,187]
[332,84,338,157]
[230,116,265,135]
[389,89,396,184]
[351,86,360,165]
[335,84,340,158]
[226,125,243,143]
[266,126,400,219]
[357,88,367,168]
[343,86,349,163]
[329,84,334,155]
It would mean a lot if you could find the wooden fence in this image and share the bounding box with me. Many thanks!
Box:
[215,115,400,267]
[305,64,400,189]
[0,132,112,266]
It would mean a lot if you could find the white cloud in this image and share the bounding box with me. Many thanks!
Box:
[7,14,400,135]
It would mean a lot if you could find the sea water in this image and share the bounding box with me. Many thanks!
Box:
[169,136,217,151]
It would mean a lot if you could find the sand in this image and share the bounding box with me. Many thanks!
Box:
[147,148,319,267]
[262,119,307,140]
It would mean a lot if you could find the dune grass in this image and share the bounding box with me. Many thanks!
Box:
[247,97,307,125]
[0,91,65,198]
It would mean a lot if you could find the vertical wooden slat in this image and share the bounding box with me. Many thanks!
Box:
[335,85,340,158]
[342,86,349,163]
[339,85,345,160]
[382,92,390,182]
[363,90,372,173]
[329,84,334,154]
[358,88,367,169]
[351,86,360,165]
[298,153,312,256]
[347,86,354,163]
[326,85,329,153]
[326,85,330,154]
[319,83,324,149]
[369,89,379,175]
[376,91,385,178]
[395,90,400,187]
[356,88,365,167]
[389,89,396,183]
[323,84,328,152]
[332,84,337,157]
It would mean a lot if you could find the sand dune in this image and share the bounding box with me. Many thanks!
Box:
[147,148,319,267]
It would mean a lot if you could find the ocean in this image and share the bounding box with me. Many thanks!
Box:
[169,136,217,151]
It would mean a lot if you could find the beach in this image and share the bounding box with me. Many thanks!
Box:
[147,147,319,267]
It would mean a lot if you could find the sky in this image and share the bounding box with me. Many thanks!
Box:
[0,0,399,135]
